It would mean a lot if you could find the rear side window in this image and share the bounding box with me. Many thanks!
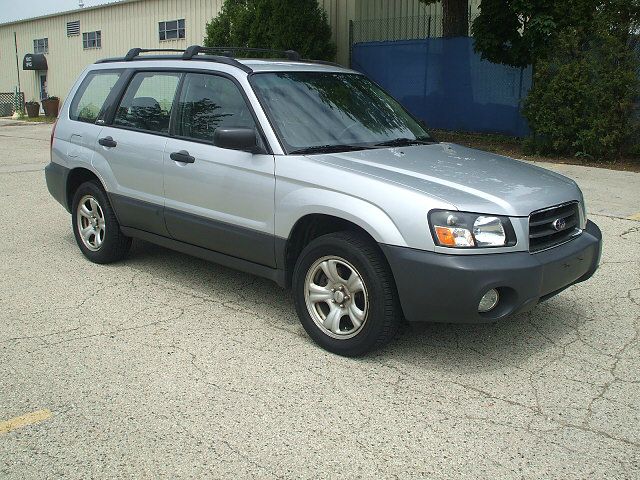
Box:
[175,73,256,143]
[70,71,121,123]
[114,72,181,134]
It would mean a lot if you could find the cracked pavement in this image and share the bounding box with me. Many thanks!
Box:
[1,123,639,479]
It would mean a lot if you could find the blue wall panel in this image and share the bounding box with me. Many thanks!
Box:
[352,37,532,137]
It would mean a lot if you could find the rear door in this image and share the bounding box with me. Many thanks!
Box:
[94,71,181,236]
[63,70,123,165]
[163,72,276,267]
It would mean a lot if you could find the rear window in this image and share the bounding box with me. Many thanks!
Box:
[113,72,181,134]
[70,71,121,123]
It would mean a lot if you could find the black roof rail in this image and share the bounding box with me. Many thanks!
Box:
[96,45,346,73]
[183,45,301,61]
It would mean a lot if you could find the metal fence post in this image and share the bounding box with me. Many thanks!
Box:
[348,20,354,68]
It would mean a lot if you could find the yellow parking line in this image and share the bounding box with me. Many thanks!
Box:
[628,212,640,221]
[0,409,52,434]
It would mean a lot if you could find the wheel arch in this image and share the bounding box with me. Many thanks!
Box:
[66,167,107,212]
[280,212,402,289]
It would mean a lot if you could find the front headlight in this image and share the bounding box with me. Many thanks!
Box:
[429,210,516,248]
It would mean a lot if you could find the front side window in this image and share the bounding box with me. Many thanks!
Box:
[251,72,432,153]
[175,73,256,143]
[70,71,121,123]
[82,31,101,49]
[33,38,48,54]
[159,19,185,41]
[113,72,181,133]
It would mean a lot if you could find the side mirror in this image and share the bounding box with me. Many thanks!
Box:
[214,127,260,153]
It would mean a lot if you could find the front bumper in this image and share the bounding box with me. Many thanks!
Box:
[381,221,602,323]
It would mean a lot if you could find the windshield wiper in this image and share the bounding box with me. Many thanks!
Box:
[374,137,435,148]
[288,144,374,155]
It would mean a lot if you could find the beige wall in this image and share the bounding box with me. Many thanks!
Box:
[0,0,481,106]
[0,0,223,104]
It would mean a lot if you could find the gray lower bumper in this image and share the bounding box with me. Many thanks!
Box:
[45,161,70,212]
[381,221,602,323]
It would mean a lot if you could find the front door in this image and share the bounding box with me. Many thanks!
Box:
[163,72,276,267]
[39,73,47,101]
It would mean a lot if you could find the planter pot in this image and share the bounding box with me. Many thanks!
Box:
[25,103,40,118]
[42,98,60,117]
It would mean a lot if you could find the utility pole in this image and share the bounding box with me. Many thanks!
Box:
[14,31,21,93]
[13,31,23,117]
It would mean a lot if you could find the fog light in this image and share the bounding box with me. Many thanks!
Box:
[478,289,499,313]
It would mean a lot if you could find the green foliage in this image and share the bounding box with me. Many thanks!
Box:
[472,0,640,159]
[204,0,336,61]
[471,0,639,68]
[523,28,639,159]
[471,0,558,68]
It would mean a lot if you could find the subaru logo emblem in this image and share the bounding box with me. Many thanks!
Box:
[552,218,566,231]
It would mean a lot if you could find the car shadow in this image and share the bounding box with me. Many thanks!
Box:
[91,237,584,371]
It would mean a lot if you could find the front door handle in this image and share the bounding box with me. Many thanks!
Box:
[170,150,196,164]
[98,136,117,148]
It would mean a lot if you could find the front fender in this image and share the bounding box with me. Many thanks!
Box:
[275,186,407,247]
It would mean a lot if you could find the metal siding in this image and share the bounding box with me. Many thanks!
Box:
[0,0,225,104]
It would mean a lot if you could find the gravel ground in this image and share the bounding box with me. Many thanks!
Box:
[1,123,639,479]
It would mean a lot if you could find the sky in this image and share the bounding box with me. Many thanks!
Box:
[0,0,121,24]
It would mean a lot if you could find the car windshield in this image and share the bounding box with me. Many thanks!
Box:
[250,71,434,154]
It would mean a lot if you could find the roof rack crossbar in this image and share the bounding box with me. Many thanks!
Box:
[124,47,185,61]
[183,45,301,62]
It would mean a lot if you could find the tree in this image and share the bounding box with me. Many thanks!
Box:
[471,0,640,158]
[419,0,469,37]
[471,0,640,67]
[204,0,337,61]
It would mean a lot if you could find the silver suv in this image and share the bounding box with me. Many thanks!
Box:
[45,46,602,356]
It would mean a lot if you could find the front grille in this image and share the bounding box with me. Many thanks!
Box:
[529,202,581,252]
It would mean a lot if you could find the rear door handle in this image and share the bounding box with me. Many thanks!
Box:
[170,150,196,164]
[98,136,117,148]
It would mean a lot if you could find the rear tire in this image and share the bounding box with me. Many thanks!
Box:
[71,180,131,264]
[292,231,401,356]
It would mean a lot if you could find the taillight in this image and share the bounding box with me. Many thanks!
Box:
[50,119,57,157]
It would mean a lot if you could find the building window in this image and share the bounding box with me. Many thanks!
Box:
[82,31,102,49]
[67,20,80,36]
[159,19,185,41]
[33,38,48,54]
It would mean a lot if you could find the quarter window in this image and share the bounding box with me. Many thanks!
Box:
[33,38,48,54]
[114,72,181,134]
[175,73,256,143]
[82,31,101,49]
[159,19,185,41]
[70,71,121,123]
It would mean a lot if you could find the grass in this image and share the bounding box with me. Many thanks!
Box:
[433,129,640,173]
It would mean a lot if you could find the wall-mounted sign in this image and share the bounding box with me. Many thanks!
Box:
[23,54,48,70]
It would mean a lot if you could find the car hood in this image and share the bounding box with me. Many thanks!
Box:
[311,143,581,217]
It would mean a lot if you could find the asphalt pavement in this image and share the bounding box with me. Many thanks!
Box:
[1,122,639,479]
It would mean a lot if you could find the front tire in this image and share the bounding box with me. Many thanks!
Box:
[71,181,131,264]
[292,231,402,356]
